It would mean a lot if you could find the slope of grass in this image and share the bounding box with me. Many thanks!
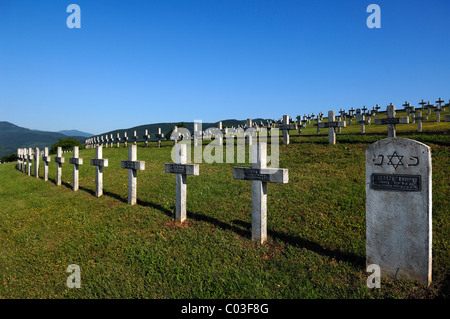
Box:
[0,124,449,299]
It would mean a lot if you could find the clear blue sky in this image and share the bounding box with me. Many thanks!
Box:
[1,0,449,135]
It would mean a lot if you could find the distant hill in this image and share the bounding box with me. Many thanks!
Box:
[58,129,93,138]
[0,118,273,157]
[94,118,272,142]
[0,121,86,158]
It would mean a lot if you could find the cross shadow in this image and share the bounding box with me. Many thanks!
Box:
[103,190,128,204]
[78,186,96,197]
[137,199,174,219]
[231,219,365,268]
[187,211,251,239]
[48,177,72,190]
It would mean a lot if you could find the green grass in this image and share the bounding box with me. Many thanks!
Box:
[0,117,449,299]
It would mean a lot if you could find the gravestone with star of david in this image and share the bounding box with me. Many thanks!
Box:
[366,137,432,286]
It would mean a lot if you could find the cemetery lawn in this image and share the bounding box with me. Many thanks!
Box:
[0,130,449,299]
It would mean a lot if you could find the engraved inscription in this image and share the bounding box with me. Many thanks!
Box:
[386,151,404,170]
[91,159,103,166]
[372,152,420,168]
[371,174,421,192]
[123,161,139,170]
[244,168,271,182]
[169,164,187,174]
[380,118,400,124]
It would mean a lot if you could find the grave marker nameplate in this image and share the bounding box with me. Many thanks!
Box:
[366,137,432,286]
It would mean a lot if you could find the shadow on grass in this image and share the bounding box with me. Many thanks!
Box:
[78,186,96,197]
[103,190,128,204]
[70,182,365,269]
[231,219,365,268]
[48,177,73,190]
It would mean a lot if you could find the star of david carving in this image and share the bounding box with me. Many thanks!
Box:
[387,151,404,170]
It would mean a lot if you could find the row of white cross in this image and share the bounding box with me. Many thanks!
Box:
[85,98,449,151]
[16,142,288,244]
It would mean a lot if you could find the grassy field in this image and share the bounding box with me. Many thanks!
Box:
[0,113,449,299]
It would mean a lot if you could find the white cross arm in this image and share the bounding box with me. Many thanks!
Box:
[233,167,288,183]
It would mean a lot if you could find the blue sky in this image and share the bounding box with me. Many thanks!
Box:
[1,0,449,135]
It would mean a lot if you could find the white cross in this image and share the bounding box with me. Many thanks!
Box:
[164,143,199,222]
[121,144,145,205]
[90,145,109,197]
[233,141,288,244]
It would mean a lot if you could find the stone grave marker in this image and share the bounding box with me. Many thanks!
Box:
[348,107,355,125]
[42,147,51,181]
[279,115,296,145]
[121,144,145,205]
[366,137,432,286]
[233,140,289,244]
[418,99,427,115]
[115,133,121,148]
[69,146,83,191]
[34,147,39,178]
[123,132,128,147]
[374,103,409,138]
[410,106,416,124]
[415,110,428,132]
[143,129,150,147]
[22,148,27,173]
[17,148,22,171]
[54,147,65,186]
[314,110,345,145]
[164,143,199,222]
[27,147,32,176]
[355,109,368,133]
[402,101,412,116]
[90,145,109,197]
[133,130,138,145]
[156,128,164,148]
